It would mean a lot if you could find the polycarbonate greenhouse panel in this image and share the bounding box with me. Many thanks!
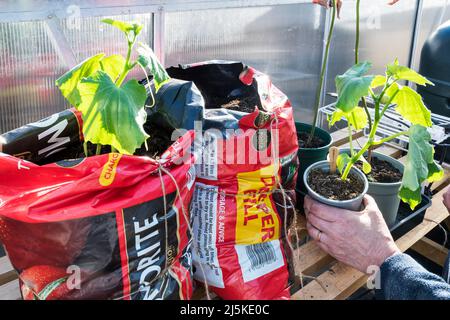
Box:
[164,3,326,123]
[0,13,153,133]
[324,0,418,105]
[412,0,450,71]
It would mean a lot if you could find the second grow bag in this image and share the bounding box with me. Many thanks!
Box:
[168,61,300,300]
[0,109,197,300]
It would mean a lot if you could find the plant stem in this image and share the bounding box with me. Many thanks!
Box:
[116,36,136,87]
[83,142,89,157]
[372,130,409,146]
[307,0,337,145]
[96,144,102,155]
[355,0,372,135]
[348,122,354,156]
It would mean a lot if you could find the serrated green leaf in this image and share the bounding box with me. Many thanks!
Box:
[359,156,372,174]
[77,70,148,154]
[101,19,143,37]
[337,153,351,174]
[386,58,434,86]
[335,62,375,112]
[392,85,432,127]
[371,75,387,89]
[400,125,444,209]
[99,54,126,82]
[137,43,170,91]
[329,107,368,130]
[56,53,105,107]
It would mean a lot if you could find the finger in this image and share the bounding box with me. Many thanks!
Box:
[305,197,339,222]
[306,222,329,242]
[307,212,334,234]
[387,0,399,5]
[312,0,329,8]
[362,194,378,211]
[336,0,342,19]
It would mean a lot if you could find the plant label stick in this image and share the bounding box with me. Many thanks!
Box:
[329,146,339,174]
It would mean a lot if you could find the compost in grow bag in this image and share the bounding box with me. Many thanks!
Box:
[0,108,198,300]
[168,61,300,300]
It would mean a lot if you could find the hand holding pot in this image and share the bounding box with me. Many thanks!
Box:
[442,187,450,213]
[304,195,401,274]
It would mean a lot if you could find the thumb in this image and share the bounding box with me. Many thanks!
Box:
[362,195,378,211]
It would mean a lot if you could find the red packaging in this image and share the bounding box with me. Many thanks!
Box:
[168,62,299,300]
[0,118,196,300]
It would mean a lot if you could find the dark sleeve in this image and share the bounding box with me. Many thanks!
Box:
[379,253,450,300]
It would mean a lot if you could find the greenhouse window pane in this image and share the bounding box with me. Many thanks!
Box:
[0,13,153,133]
[324,0,418,105]
[164,4,326,123]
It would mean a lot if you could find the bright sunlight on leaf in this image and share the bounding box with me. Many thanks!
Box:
[387,58,434,86]
[388,83,433,127]
[77,71,148,154]
[329,106,368,130]
[56,53,105,107]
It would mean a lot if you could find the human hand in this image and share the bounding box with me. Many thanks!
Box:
[304,195,401,274]
[312,0,399,6]
[442,187,450,213]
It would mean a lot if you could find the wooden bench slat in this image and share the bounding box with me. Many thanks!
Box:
[411,237,449,266]
[292,185,450,300]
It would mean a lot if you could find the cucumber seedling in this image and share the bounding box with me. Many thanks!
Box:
[329,59,444,209]
[56,19,170,155]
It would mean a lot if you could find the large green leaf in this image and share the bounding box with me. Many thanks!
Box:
[337,153,351,174]
[137,43,170,91]
[399,125,444,209]
[329,106,368,130]
[77,70,148,154]
[387,59,434,86]
[370,75,387,89]
[99,54,126,83]
[335,62,375,112]
[389,83,432,127]
[55,53,105,107]
[56,54,128,107]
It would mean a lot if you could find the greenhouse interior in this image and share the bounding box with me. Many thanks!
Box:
[0,0,449,304]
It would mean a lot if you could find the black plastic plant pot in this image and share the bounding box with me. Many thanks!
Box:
[295,122,333,194]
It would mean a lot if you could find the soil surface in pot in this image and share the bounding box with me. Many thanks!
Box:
[308,168,365,201]
[136,126,173,159]
[208,95,262,113]
[354,156,402,183]
[298,132,327,149]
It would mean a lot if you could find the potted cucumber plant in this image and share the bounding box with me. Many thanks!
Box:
[296,0,338,192]
[313,0,443,224]
[305,59,444,216]
[56,18,170,157]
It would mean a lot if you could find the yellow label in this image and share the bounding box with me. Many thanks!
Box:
[99,153,122,187]
[235,165,280,245]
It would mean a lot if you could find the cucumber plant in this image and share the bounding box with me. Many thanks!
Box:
[56,19,170,155]
[329,59,444,209]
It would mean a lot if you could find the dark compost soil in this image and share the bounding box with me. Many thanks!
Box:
[208,95,262,113]
[308,168,365,201]
[298,132,327,149]
[136,125,173,159]
[354,156,402,183]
